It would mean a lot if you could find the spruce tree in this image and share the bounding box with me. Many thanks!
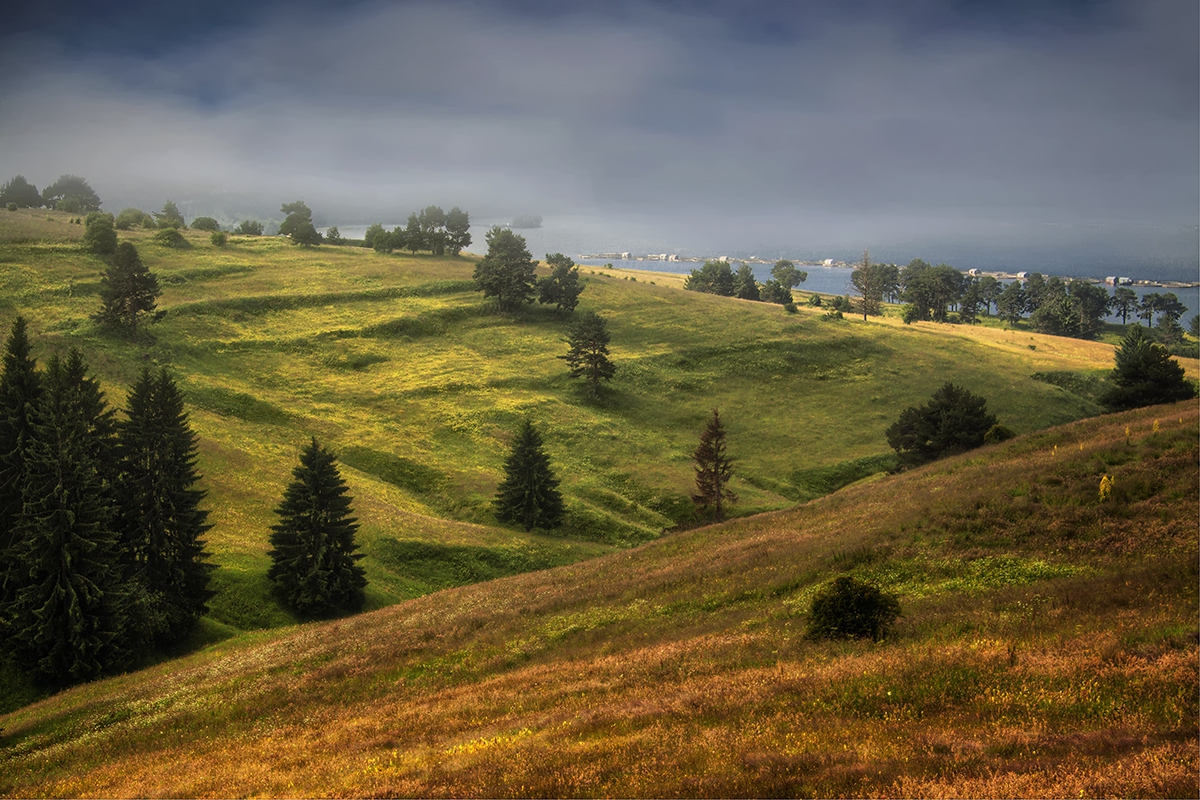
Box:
[116,368,215,643]
[692,408,736,520]
[96,242,163,335]
[6,350,125,685]
[0,316,41,557]
[267,438,366,617]
[560,312,616,399]
[494,419,564,531]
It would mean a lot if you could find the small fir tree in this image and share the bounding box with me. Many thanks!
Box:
[692,408,736,520]
[494,419,564,531]
[96,242,163,335]
[116,368,215,643]
[267,438,367,617]
[560,312,615,399]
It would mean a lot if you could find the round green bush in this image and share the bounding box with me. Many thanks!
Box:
[5,202,16,212]
[152,228,190,249]
[984,424,1016,444]
[210,231,228,247]
[191,216,221,232]
[806,575,900,641]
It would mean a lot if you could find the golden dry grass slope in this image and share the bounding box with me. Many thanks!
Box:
[0,403,1195,797]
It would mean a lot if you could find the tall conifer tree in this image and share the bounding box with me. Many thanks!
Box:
[494,419,564,531]
[0,316,41,556]
[116,368,215,643]
[6,350,125,684]
[267,438,366,617]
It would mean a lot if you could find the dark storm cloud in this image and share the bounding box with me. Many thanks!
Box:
[1,0,1196,257]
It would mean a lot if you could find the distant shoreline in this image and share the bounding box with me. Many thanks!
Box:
[575,254,1198,290]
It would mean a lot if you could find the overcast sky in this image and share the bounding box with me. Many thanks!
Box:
[2,0,1197,271]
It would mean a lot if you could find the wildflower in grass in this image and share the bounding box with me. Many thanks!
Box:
[1099,474,1113,502]
[1153,419,1159,433]
[268,438,367,617]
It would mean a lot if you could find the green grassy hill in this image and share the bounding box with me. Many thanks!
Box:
[0,210,1145,641]
[1,403,1195,797]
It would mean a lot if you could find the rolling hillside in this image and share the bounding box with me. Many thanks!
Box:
[1,209,1168,643]
[0,403,1195,797]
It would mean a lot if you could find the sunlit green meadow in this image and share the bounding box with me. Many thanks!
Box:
[0,210,1139,641]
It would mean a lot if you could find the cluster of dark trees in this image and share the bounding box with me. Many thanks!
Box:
[364,206,472,256]
[849,253,1192,344]
[1,174,101,213]
[473,227,584,313]
[685,259,807,305]
[0,319,214,687]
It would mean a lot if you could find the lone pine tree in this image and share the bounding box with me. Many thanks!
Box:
[267,438,367,617]
[560,311,615,399]
[96,242,163,335]
[692,408,736,521]
[116,368,215,644]
[494,419,564,531]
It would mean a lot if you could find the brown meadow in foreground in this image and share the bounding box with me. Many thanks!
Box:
[1,403,1197,797]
